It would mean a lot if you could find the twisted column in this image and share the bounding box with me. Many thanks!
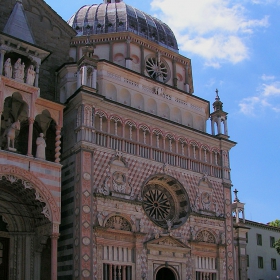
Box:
[55,125,61,163]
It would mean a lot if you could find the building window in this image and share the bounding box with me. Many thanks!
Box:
[258,256,263,268]
[246,232,248,243]
[257,234,262,245]
[196,272,216,280]
[271,258,277,270]
[247,255,249,267]
[270,236,275,247]
[103,264,132,280]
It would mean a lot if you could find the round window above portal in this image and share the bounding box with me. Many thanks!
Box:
[142,175,190,229]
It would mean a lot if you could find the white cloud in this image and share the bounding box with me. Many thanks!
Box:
[239,78,280,115]
[251,0,279,5]
[151,0,269,66]
[261,74,275,81]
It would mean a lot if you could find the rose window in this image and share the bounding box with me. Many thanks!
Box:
[145,55,170,82]
[142,175,190,229]
[143,185,174,223]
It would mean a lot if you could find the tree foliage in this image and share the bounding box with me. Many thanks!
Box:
[274,239,280,255]
[269,219,280,227]
[269,219,280,255]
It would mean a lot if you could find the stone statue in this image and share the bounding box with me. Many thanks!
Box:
[36,133,46,159]
[3,120,20,150]
[13,58,22,80]
[20,62,25,80]
[4,58,12,78]
[166,219,173,232]
[26,65,36,86]
[220,232,225,244]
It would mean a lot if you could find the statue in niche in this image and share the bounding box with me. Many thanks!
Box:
[220,232,225,244]
[3,119,20,150]
[13,58,21,79]
[36,133,46,159]
[26,65,36,86]
[190,226,196,240]
[20,62,25,80]
[4,58,12,78]
[13,58,25,81]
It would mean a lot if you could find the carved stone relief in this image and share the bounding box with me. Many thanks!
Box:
[104,215,132,231]
[196,230,216,244]
[98,151,135,199]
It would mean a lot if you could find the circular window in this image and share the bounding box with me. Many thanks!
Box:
[143,184,175,223]
[142,175,190,229]
[145,55,170,83]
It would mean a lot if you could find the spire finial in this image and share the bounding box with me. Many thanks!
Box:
[233,189,240,202]
[215,89,220,100]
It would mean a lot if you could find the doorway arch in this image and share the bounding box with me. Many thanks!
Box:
[156,267,177,280]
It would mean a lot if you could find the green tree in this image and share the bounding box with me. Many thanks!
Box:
[268,219,280,255]
[269,219,280,227]
[274,239,280,255]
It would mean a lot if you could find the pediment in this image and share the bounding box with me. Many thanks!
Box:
[146,236,190,250]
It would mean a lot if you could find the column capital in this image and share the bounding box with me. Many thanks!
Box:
[28,117,34,124]
[50,233,60,240]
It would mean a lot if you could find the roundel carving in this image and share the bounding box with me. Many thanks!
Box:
[142,175,190,229]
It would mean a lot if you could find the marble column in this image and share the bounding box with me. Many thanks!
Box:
[91,68,97,89]
[27,118,34,156]
[35,63,40,88]
[0,49,6,75]
[184,63,190,93]
[51,233,59,280]
[77,68,82,89]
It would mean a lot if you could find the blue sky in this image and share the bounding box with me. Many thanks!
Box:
[45,0,280,224]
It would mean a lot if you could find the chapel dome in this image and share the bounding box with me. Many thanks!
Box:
[68,0,178,51]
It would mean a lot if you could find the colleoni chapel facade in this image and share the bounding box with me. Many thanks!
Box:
[0,0,249,279]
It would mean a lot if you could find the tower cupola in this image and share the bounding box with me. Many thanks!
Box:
[210,89,229,138]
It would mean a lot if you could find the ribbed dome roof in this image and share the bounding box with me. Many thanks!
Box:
[68,1,178,52]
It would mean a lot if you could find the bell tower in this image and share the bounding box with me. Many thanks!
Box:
[210,89,229,138]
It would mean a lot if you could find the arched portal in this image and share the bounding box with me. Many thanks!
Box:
[0,176,52,279]
[0,165,60,280]
[156,267,176,280]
